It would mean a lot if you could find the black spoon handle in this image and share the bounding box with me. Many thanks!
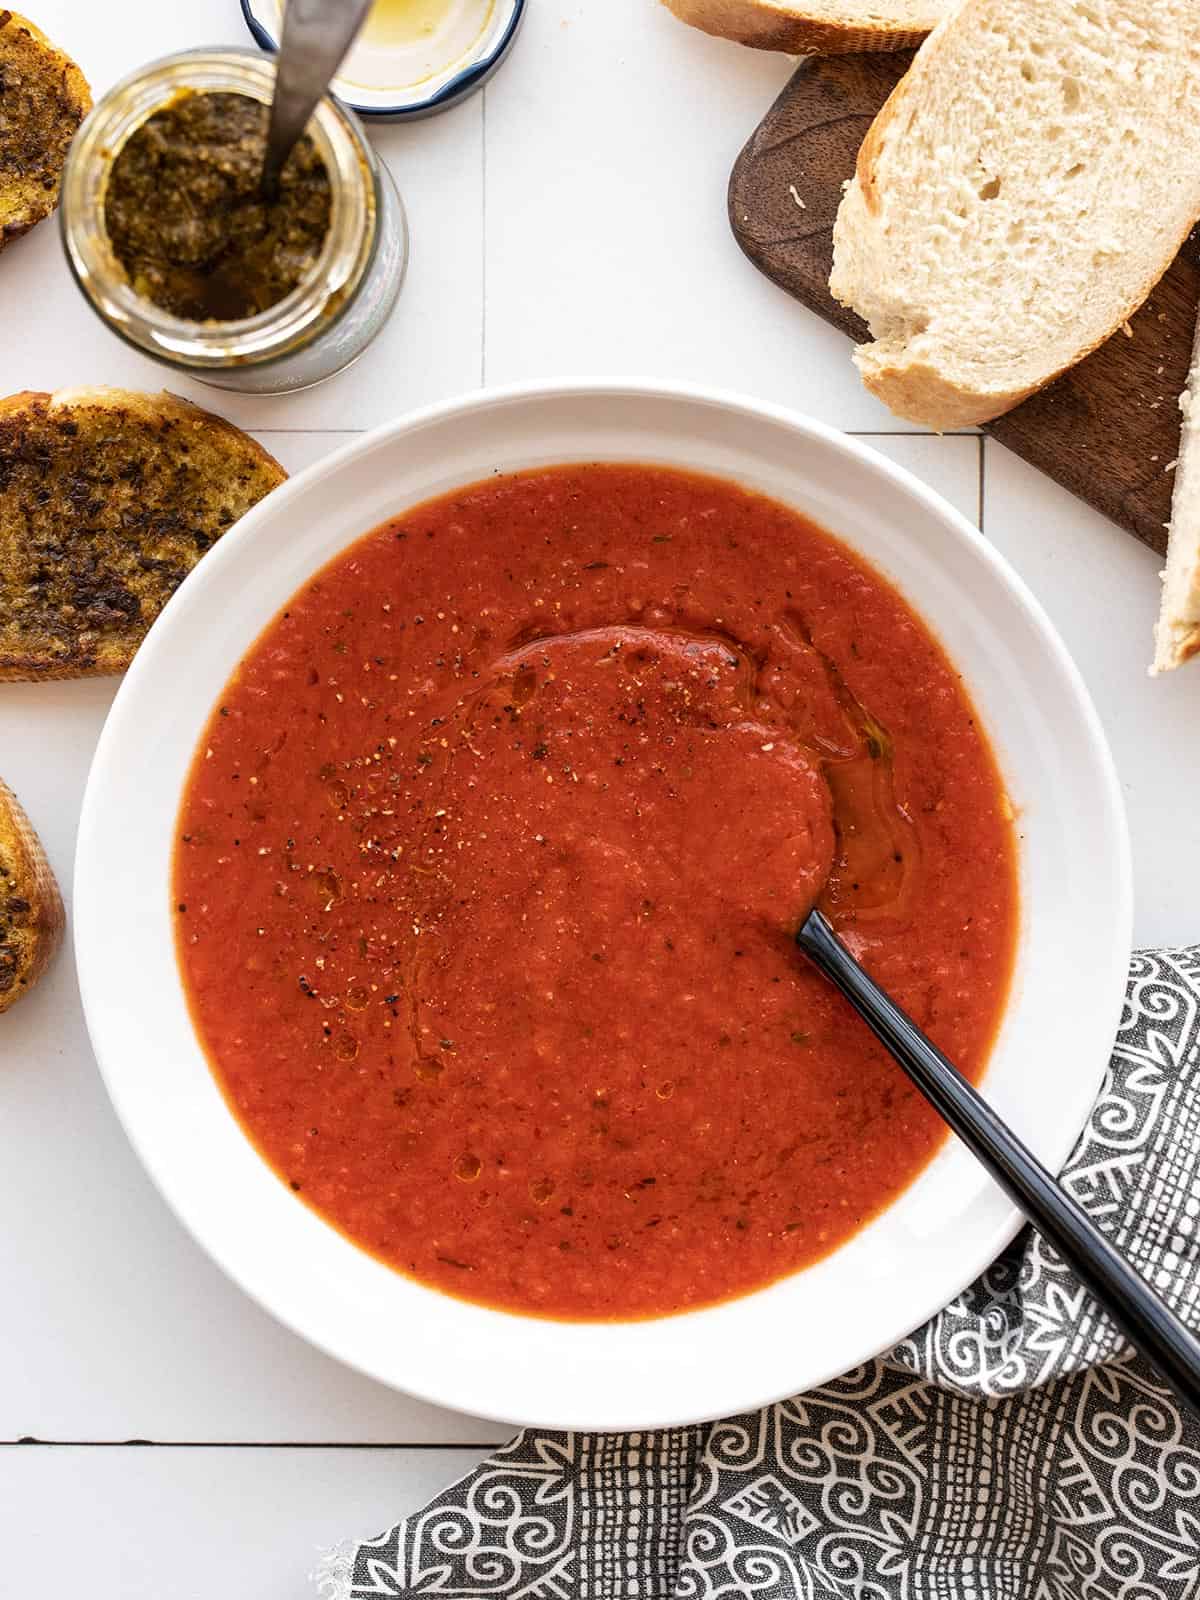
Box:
[797,907,1200,1419]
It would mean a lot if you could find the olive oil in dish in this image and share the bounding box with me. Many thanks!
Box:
[349,0,494,88]
[364,0,466,46]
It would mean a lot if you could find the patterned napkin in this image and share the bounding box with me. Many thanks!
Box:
[316,947,1200,1600]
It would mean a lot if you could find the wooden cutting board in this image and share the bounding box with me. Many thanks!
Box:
[729,51,1200,556]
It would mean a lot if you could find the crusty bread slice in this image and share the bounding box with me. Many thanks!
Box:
[660,0,944,54]
[1153,317,1200,675]
[0,10,91,250]
[830,0,1200,429]
[0,778,62,1014]
[0,388,285,681]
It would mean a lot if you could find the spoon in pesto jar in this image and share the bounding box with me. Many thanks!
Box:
[260,0,375,201]
[796,906,1200,1420]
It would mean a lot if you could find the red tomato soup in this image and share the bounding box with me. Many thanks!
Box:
[174,464,1017,1320]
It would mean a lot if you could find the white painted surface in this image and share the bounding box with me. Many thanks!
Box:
[982,443,1200,951]
[0,1446,485,1598]
[0,0,1192,1591]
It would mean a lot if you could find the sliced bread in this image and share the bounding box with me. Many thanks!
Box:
[0,778,62,1014]
[830,0,1200,429]
[0,10,92,250]
[1153,316,1200,675]
[0,387,286,680]
[660,0,945,54]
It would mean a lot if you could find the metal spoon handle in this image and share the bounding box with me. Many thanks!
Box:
[261,0,374,197]
[797,907,1200,1419]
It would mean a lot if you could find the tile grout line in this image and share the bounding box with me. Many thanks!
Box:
[244,429,977,439]
[978,435,987,533]
[481,85,488,388]
[4,1439,501,1451]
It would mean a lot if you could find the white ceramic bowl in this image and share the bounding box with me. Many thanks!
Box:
[75,382,1132,1430]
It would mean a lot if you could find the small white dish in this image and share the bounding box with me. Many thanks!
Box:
[241,0,525,119]
[75,381,1132,1430]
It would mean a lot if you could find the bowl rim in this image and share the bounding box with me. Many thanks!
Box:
[74,378,1134,1429]
[240,0,526,119]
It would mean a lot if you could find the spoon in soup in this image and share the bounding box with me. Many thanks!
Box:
[795,905,1200,1419]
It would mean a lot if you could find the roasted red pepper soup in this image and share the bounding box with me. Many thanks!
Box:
[175,464,1017,1320]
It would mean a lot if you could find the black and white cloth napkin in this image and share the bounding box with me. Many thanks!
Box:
[316,946,1200,1600]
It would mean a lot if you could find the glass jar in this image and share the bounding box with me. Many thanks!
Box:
[60,49,408,394]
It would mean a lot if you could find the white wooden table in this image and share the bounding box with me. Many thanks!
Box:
[2,2,1196,1592]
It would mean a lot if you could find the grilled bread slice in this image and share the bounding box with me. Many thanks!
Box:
[830,0,1200,429]
[0,10,91,250]
[660,0,944,54]
[0,388,286,680]
[0,778,62,1013]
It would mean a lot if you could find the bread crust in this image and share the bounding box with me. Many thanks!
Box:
[1163,627,1200,670]
[660,0,939,54]
[0,10,92,250]
[850,205,1200,428]
[854,357,1027,430]
[0,778,63,1014]
[8,385,285,463]
[1152,350,1200,673]
[0,387,286,681]
[854,74,904,215]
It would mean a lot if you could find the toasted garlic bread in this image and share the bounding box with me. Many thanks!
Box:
[0,388,286,680]
[660,0,944,54]
[0,778,62,1013]
[0,10,91,250]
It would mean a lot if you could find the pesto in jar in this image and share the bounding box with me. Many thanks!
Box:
[103,90,332,322]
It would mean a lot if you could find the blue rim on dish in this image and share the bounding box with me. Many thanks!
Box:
[241,0,526,121]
